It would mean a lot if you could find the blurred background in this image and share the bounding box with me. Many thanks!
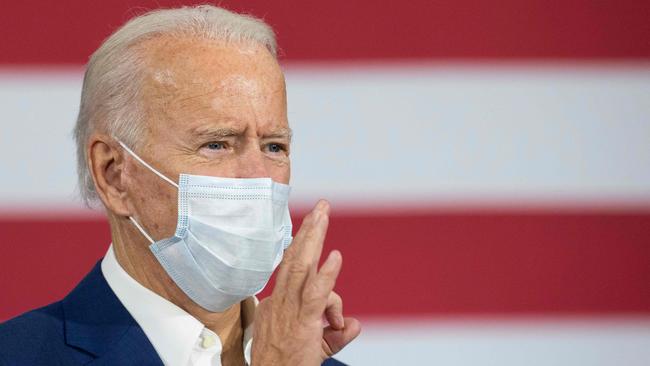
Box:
[1,1,649,365]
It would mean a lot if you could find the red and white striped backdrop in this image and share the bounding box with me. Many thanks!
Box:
[1,1,649,364]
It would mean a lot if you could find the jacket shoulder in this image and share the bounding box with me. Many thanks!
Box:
[0,301,70,365]
[323,358,349,366]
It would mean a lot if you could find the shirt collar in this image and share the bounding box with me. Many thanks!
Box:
[101,244,255,365]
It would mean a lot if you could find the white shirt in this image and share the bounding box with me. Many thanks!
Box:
[101,245,254,366]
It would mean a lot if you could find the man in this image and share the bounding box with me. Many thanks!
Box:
[0,5,360,365]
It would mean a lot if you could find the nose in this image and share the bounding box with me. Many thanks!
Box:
[235,142,268,178]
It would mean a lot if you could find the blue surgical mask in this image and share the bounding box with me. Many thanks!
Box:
[119,141,293,311]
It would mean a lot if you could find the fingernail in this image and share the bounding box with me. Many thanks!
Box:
[328,250,341,263]
[316,199,330,213]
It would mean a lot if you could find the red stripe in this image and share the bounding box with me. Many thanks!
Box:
[1,210,649,321]
[1,1,649,64]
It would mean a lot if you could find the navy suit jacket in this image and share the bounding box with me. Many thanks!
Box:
[0,261,346,366]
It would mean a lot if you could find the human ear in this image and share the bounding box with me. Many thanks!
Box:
[88,134,131,216]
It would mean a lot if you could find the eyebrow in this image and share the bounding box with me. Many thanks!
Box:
[263,127,293,141]
[188,126,293,141]
[190,126,241,139]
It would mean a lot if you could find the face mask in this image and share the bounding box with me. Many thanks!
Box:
[118,141,293,312]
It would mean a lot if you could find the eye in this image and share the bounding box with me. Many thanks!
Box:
[205,142,226,150]
[199,141,230,157]
[267,143,283,153]
[264,143,288,155]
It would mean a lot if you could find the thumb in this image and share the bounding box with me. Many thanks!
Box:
[322,317,362,356]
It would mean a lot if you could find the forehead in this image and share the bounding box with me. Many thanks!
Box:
[136,35,287,131]
[143,35,279,76]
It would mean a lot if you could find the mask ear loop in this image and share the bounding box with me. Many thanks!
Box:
[116,139,179,244]
[117,140,179,189]
[129,216,155,244]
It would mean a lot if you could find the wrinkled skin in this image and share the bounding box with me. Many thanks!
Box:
[88,35,360,365]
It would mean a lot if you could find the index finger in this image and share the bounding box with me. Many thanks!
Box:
[275,200,330,284]
[297,199,330,266]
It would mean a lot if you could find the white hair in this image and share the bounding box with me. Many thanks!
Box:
[73,5,278,206]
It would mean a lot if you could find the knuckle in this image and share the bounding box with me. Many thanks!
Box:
[281,248,297,263]
[293,223,316,244]
[302,282,323,304]
[319,263,337,278]
[303,210,319,225]
[287,260,311,275]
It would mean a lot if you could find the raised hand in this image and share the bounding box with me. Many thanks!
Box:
[251,200,361,365]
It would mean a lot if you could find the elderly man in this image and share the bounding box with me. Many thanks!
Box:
[0,5,360,366]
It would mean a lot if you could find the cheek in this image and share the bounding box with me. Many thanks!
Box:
[127,165,179,237]
[268,159,290,185]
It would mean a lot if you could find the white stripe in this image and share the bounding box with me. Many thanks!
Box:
[336,317,650,366]
[1,64,649,208]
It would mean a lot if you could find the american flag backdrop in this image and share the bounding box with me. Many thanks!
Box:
[1,1,649,365]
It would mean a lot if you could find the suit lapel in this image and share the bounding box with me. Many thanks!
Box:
[61,261,345,366]
[62,261,162,365]
[86,325,163,366]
